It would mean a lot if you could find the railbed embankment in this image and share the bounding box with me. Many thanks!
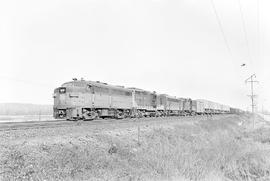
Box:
[1,114,270,181]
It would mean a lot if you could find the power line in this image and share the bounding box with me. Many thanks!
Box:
[257,0,260,66]
[237,0,252,65]
[210,0,233,58]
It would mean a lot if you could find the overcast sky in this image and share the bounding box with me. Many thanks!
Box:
[0,0,269,111]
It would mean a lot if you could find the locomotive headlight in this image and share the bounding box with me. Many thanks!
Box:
[59,87,66,94]
[58,110,65,114]
[57,109,66,118]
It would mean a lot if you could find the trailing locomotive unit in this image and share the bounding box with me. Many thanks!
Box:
[156,95,185,116]
[53,79,159,120]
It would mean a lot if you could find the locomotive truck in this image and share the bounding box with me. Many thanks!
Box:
[53,79,233,120]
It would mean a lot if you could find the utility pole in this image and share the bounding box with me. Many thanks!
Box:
[245,74,259,128]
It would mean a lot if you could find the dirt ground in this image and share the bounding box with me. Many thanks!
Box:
[0,115,54,123]
[0,114,270,181]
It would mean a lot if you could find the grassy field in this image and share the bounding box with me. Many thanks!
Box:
[1,114,270,181]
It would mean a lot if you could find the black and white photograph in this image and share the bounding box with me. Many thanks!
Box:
[0,0,270,180]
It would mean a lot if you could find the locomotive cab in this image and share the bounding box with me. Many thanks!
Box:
[53,80,87,120]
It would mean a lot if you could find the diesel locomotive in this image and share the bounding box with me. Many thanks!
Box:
[53,78,238,120]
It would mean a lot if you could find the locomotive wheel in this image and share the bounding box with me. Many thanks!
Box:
[82,111,98,121]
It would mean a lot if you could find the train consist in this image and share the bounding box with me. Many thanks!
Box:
[53,79,243,120]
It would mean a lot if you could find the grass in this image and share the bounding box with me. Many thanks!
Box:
[1,115,270,181]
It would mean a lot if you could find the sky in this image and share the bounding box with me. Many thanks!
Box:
[0,0,269,111]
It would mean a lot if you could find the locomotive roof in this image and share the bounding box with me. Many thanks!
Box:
[62,80,157,94]
[127,87,154,94]
[159,94,184,100]
[62,80,133,92]
[91,81,136,92]
[196,99,230,108]
[59,79,236,111]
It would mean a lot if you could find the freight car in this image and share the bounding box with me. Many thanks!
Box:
[192,100,205,115]
[196,99,230,114]
[53,79,241,120]
[230,107,244,114]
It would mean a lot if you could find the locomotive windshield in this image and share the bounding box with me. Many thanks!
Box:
[59,87,66,94]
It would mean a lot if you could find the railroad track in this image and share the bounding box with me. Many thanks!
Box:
[0,115,232,131]
[0,120,71,131]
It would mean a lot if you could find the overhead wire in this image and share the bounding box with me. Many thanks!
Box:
[257,0,260,65]
[210,0,233,59]
[237,0,252,66]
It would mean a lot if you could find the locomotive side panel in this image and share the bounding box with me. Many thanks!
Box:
[134,91,156,111]
[83,90,93,108]
[92,86,110,108]
[111,88,133,109]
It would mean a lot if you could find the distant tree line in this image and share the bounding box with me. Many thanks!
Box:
[0,103,52,115]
